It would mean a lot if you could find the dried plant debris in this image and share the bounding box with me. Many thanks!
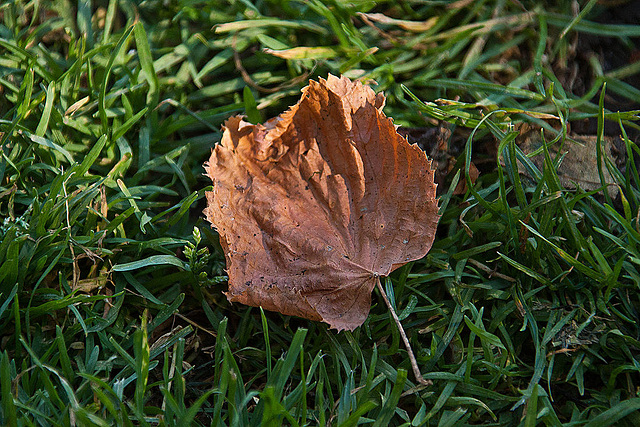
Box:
[514,123,626,197]
[205,75,439,331]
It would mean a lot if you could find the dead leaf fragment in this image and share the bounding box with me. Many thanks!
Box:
[357,12,438,32]
[263,46,337,60]
[204,75,439,331]
[515,124,626,197]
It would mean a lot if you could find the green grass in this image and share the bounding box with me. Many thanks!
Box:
[1,0,640,425]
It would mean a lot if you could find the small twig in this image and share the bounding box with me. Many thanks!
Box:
[467,258,516,282]
[375,276,432,386]
[175,313,217,338]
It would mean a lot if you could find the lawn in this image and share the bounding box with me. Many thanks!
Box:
[2,0,640,425]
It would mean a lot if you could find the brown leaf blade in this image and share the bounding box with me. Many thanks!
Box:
[205,75,439,331]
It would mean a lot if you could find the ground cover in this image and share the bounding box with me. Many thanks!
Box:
[1,0,640,425]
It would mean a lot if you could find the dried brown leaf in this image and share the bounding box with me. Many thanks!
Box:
[204,75,439,331]
[515,124,626,198]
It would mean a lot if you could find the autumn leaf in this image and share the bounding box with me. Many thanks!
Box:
[204,75,439,331]
[514,123,624,198]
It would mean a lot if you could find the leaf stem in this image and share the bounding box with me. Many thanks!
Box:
[375,277,432,386]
